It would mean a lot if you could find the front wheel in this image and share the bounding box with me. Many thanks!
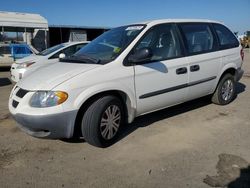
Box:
[212,73,236,105]
[81,95,124,147]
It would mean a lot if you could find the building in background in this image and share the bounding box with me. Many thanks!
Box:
[48,25,109,47]
[0,11,109,52]
[0,11,48,52]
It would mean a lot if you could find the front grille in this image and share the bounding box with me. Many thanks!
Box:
[12,100,19,108]
[16,88,29,98]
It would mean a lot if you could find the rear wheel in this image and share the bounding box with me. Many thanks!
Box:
[212,73,236,105]
[81,95,124,147]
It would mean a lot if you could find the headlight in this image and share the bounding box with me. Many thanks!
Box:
[30,91,68,108]
[16,62,35,69]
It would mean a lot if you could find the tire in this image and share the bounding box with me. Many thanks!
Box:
[212,73,236,105]
[81,95,124,147]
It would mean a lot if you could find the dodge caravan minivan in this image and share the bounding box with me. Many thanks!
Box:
[9,19,244,147]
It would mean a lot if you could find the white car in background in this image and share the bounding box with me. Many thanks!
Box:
[10,41,89,82]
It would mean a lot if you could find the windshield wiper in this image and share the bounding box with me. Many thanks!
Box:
[60,54,101,64]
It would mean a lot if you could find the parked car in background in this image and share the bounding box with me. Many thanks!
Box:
[9,19,243,148]
[10,41,89,82]
[0,43,35,67]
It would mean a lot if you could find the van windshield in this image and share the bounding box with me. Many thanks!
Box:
[70,25,145,64]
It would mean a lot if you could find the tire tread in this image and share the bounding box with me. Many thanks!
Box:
[212,73,236,105]
[81,95,122,147]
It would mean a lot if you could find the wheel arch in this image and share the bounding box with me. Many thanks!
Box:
[73,89,136,137]
[220,67,236,78]
[212,64,237,94]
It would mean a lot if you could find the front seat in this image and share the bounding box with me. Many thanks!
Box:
[156,33,175,59]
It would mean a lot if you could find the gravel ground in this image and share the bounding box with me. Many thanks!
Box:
[0,51,249,188]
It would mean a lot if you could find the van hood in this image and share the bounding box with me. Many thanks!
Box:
[16,54,44,64]
[17,62,100,91]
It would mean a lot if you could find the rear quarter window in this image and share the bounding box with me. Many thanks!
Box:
[213,23,239,49]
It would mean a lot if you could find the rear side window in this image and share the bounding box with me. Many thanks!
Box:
[213,23,239,49]
[62,45,76,57]
[63,43,87,56]
[75,44,86,52]
[179,23,215,55]
[50,44,86,59]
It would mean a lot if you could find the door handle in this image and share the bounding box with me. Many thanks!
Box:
[176,67,187,75]
[190,65,200,72]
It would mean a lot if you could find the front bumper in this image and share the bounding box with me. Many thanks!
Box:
[236,68,244,81]
[9,86,78,139]
[12,110,77,139]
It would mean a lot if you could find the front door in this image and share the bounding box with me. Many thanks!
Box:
[132,24,189,115]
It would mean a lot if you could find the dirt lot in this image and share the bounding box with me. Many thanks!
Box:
[0,51,250,188]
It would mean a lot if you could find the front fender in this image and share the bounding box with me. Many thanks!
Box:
[73,81,137,123]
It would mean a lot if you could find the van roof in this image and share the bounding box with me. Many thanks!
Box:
[135,19,222,25]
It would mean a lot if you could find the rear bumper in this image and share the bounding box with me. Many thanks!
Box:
[236,68,244,81]
[11,110,77,139]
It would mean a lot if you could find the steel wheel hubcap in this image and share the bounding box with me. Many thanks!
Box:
[100,105,121,140]
[221,79,233,101]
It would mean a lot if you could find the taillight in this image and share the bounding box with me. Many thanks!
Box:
[240,48,244,61]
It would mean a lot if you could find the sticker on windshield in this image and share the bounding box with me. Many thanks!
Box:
[125,26,144,31]
[113,47,121,53]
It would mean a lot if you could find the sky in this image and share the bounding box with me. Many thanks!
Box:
[1,0,250,34]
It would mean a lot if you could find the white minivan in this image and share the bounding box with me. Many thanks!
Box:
[9,19,244,147]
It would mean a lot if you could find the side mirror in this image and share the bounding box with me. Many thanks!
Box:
[59,53,66,59]
[128,47,153,64]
